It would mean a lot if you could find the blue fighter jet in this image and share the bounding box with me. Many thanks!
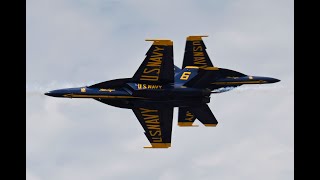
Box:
[45,36,280,148]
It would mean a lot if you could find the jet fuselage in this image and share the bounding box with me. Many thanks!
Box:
[45,68,279,109]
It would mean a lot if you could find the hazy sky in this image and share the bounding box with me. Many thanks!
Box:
[26,0,293,180]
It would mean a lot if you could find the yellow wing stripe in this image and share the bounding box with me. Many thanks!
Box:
[185,66,219,70]
[187,35,208,41]
[185,66,200,69]
[144,143,171,148]
[204,124,218,127]
[178,122,199,127]
[178,122,193,126]
[145,39,173,46]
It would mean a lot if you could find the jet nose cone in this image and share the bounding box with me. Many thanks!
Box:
[44,91,53,96]
[269,78,280,83]
[44,90,66,97]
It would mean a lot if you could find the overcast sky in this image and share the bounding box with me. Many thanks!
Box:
[26,0,293,180]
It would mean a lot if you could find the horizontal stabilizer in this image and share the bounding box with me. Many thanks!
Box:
[189,104,218,127]
[178,107,197,127]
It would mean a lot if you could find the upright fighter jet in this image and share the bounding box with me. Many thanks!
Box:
[45,36,280,148]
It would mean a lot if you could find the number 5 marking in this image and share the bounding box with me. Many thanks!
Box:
[180,72,191,80]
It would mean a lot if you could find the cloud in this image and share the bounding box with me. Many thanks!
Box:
[27,0,293,180]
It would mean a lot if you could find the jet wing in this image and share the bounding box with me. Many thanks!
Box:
[132,106,174,148]
[178,105,218,127]
[178,107,198,127]
[182,35,214,68]
[132,39,174,84]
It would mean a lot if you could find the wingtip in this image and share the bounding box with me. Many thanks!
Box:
[204,124,218,127]
[187,35,209,41]
[143,143,171,148]
[145,39,173,45]
[178,122,199,127]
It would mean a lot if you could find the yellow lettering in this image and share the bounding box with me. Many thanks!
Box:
[180,71,192,80]
[149,130,161,136]
[147,58,162,67]
[193,41,201,46]
[193,52,204,56]
[191,41,207,69]
[151,51,163,57]
[147,124,161,130]
[194,56,207,67]
[140,108,158,114]
[194,61,206,65]
[193,46,203,51]
[154,46,164,52]
[152,137,163,142]
[139,107,163,142]
[185,111,194,121]
[138,85,162,89]
[142,114,158,120]
[140,47,164,82]
[143,68,160,74]
[145,118,160,124]
[140,75,159,81]
[194,57,206,62]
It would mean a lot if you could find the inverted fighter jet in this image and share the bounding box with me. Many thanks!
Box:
[45,35,280,148]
